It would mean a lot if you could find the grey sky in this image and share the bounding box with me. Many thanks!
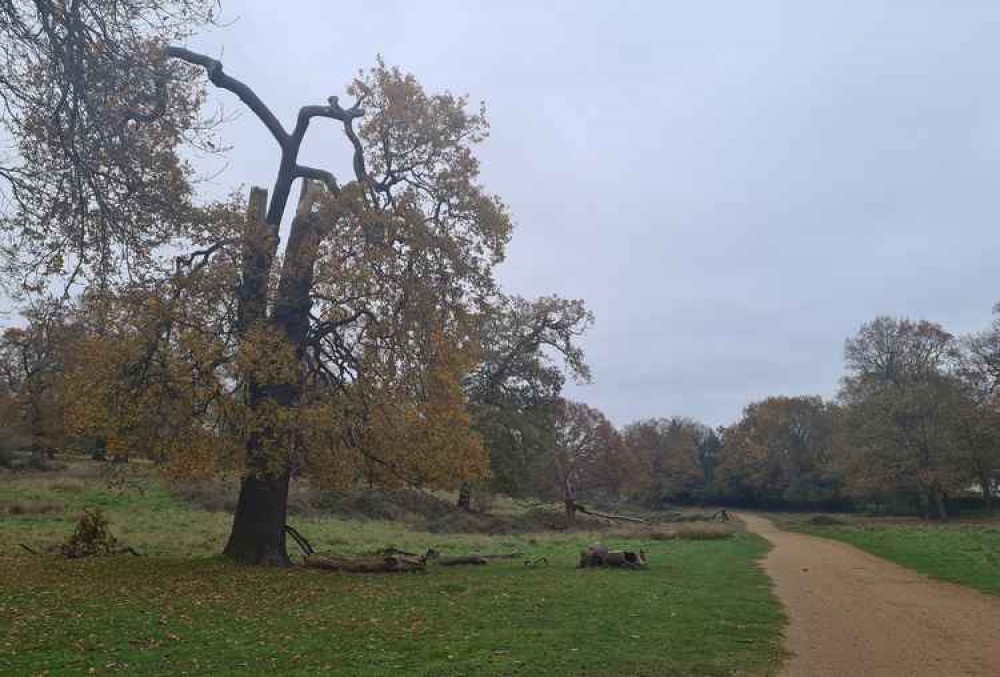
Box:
[181,1,1000,426]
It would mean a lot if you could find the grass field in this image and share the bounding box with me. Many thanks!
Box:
[781,514,1000,596]
[1,465,785,676]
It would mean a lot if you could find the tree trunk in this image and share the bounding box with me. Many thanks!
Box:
[931,488,948,521]
[917,492,930,519]
[457,482,472,511]
[91,436,107,462]
[223,472,292,566]
[223,183,322,566]
[564,499,576,526]
[564,476,577,527]
[979,472,994,513]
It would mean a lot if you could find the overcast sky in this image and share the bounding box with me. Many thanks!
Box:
[177,1,1000,426]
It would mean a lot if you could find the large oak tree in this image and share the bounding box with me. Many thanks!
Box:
[1,1,520,564]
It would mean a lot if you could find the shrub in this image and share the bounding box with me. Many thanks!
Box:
[61,508,119,558]
[807,514,846,527]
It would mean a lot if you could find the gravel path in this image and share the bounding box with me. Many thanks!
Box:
[738,513,1000,676]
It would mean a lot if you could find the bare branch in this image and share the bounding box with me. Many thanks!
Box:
[166,46,289,146]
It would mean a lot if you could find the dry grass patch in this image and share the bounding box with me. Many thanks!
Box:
[646,523,737,541]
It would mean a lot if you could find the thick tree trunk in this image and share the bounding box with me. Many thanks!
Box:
[223,472,292,565]
[223,182,325,566]
[457,482,472,511]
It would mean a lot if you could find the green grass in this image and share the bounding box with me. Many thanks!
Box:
[1,466,785,676]
[785,514,1000,596]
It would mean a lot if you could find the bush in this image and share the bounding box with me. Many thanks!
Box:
[807,514,847,527]
[61,508,119,558]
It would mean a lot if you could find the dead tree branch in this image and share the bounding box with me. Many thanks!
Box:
[573,503,647,523]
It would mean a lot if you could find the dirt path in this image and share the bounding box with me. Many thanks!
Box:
[738,513,1000,676]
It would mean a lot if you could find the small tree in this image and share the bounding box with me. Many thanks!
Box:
[534,399,615,526]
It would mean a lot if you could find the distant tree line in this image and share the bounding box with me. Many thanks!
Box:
[489,311,1000,520]
[6,305,1000,521]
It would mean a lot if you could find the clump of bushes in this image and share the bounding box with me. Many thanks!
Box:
[807,514,847,527]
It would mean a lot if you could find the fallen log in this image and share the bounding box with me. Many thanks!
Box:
[573,503,647,523]
[304,553,427,574]
[377,547,420,558]
[474,551,523,560]
[427,551,488,566]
